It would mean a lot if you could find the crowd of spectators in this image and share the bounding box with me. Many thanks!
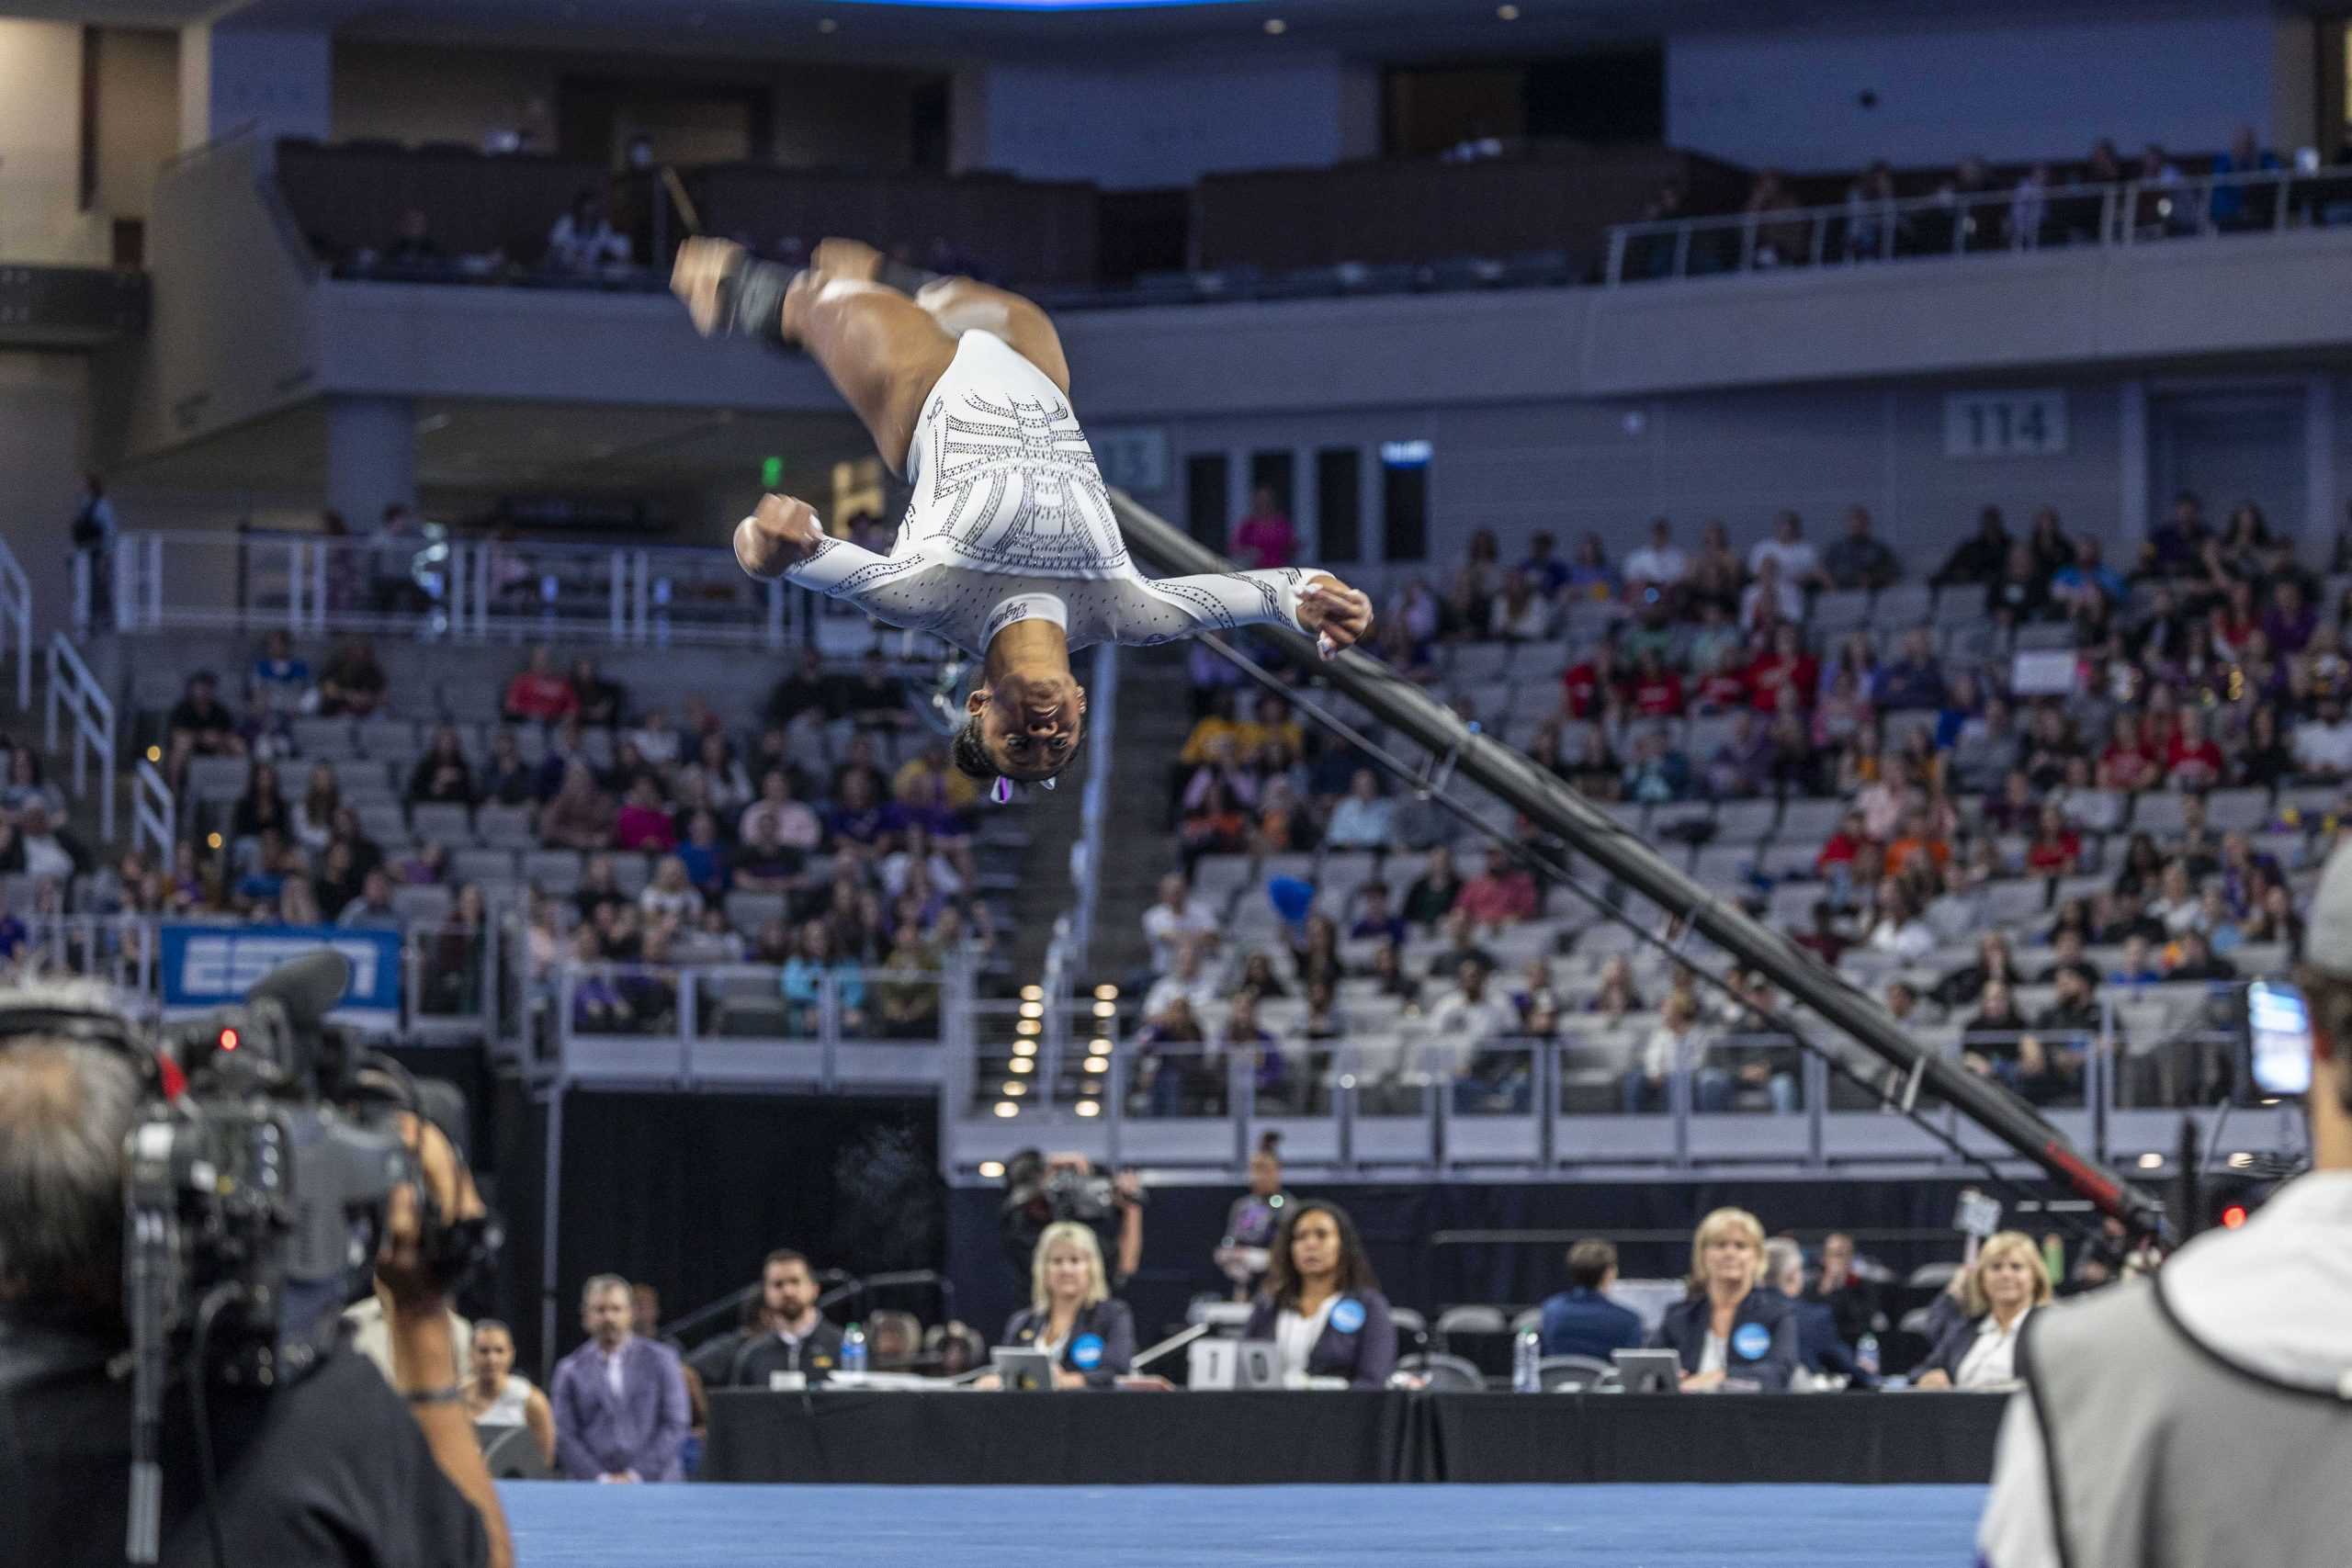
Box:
[1140,488,2340,1120]
[1629,124,2345,277]
[35,634,1002,1037]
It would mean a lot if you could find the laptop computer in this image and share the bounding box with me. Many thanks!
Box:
[990,1347,1056,1392]
[1611,1348,1682,1394]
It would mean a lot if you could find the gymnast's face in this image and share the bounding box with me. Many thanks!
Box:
[973,670,1088,781]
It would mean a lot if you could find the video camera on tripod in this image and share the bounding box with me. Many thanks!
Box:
[115,950,499,1563]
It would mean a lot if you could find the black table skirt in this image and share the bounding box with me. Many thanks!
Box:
[704,1388,1411,1484]
[1417,1392,2007,1484]
[702,1389,2006,1485]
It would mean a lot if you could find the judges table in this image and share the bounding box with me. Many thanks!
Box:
[702,1388,2006,1485]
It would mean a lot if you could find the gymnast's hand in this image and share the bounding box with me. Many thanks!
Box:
[671,236,748,336]
[1298,574,1374,660]
[735,493,829,580]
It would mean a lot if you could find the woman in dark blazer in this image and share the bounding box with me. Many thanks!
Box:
[1912,1230,2050,1392]
[1649,1206,1800,1392]
[999,1221,1136,1389]
[1243,1199,1396,1389]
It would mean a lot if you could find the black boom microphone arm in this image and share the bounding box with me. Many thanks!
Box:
[1107,489,2172,1246]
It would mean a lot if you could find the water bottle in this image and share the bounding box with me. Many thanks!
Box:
[1512,1325,1543,1393]
[1856,1332,1881,1380]
[841,1322,868,1375]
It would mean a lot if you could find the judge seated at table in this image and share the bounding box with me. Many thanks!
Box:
[1243,1199,1396,1390]
[992,1221,1136,1389]
[1910,1229,2049,1392]
[1649,1206,1800,1392]
[688,1249,844,1389]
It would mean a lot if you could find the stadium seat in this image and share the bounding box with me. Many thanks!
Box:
[1539,1355,1613,1391]
[1396,1353,1484,1392]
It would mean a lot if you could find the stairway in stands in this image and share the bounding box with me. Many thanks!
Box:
[1082,645,1194,990]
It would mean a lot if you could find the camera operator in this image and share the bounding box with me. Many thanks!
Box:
[0,982,511,1568]
[999,1148,1142,1290]
[1977,840,2352,1567]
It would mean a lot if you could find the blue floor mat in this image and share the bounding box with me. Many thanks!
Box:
[499,1482,1986,1566]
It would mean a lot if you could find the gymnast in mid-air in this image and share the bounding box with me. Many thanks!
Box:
[669,234,1374,794]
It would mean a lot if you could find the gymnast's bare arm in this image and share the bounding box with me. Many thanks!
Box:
[734,493,827,579]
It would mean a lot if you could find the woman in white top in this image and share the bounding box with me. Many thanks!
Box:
[464,1318,555,1467]
[1913,1229,2051,1391]
[672,234,1373,794]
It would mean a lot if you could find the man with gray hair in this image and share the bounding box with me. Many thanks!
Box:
[0,980,508,1567]
[548,1271,688,1483]
[1977,841,2352,1566]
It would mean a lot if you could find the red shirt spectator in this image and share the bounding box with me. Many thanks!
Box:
[1744,649,1818,713]
[2164,713,2225,788]
[2025,806,2081,874]
[1561,652,1621,720]
[1232,486,1297,570]
[505,647,578,724]
[1629,660,1685,718]
[1693,666,1749,711]
[1454,864,1538,926]
[1815,815,1871,878]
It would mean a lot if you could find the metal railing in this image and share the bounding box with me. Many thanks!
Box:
[946,987,2278,1179]
[89,529,812,650]
[130,760,174,866]
[533,955,974,1092]
[0,534,31,709]
[43,632,115,842]
[1035,641,1120,1095]
[1605,166,2352,285]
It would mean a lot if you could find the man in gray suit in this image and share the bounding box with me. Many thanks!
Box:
[549,1274,689,1483]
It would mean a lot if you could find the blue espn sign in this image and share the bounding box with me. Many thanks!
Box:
[158,924,403,1027]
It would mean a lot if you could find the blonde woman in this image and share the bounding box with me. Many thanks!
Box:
[998,1221,1135,1389]
[1648,1206,1799,1391]
[1913,1231,2051,1391]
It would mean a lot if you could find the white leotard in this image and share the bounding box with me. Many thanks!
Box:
[779,330,1317,655]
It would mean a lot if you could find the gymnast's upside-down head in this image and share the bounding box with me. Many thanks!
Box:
[954,664,1087,788]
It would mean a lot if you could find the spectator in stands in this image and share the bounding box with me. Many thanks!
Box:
[2166,928,2238,982]
[542,761,616,851]
[317,638,387,717]
[614,779,677,853]
[782,919,865,1034]
[1986,543,2051,625]
[1822,504,1902,592]
[226,760,288,848]
[409,726,474,805]
[1244,1200,1395,1390]
[1539,1238,1645,1363]
[249,629,309,712]
[1514,531,1568,598]
[1623,992,1708,1113]
[1429,956,1524,1110]
[1808,1231,1879,1348]
[1139,872,1217,976]
[479,728,534,807]
[1739,555,1802,631]
[552,1274,689,1483]
[893,740,978,816]
[732,767,817,855]
[1933,506,2013,588]
[164,671,243,786]
[1400,846,1462,930]
[1488,571,1555,641]
[1623,517,1687,599]
[1449,530,1503,634]
[767,647,836,728]
[1962,976,2057,1097]
[567,658,621,728]
[638,854,703,933]
[1914,1230,2051,1391]
[1652,1206,1798,1392]
[336,867,402,931]
[1232,485,1296,570]
[382,207,444,268]
[1866,885,1936,962]
[2295,696,2352,778]
[546,189,630,275]
[1763,1236,1854,1381]
[841,651,910,730]
[465,1318,555,1467]
[1321,769,1396,851]
[1842,161,1901,259]
[626,708,681,770]
[1454,849,1537,930]
[1877,627,1945,711]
